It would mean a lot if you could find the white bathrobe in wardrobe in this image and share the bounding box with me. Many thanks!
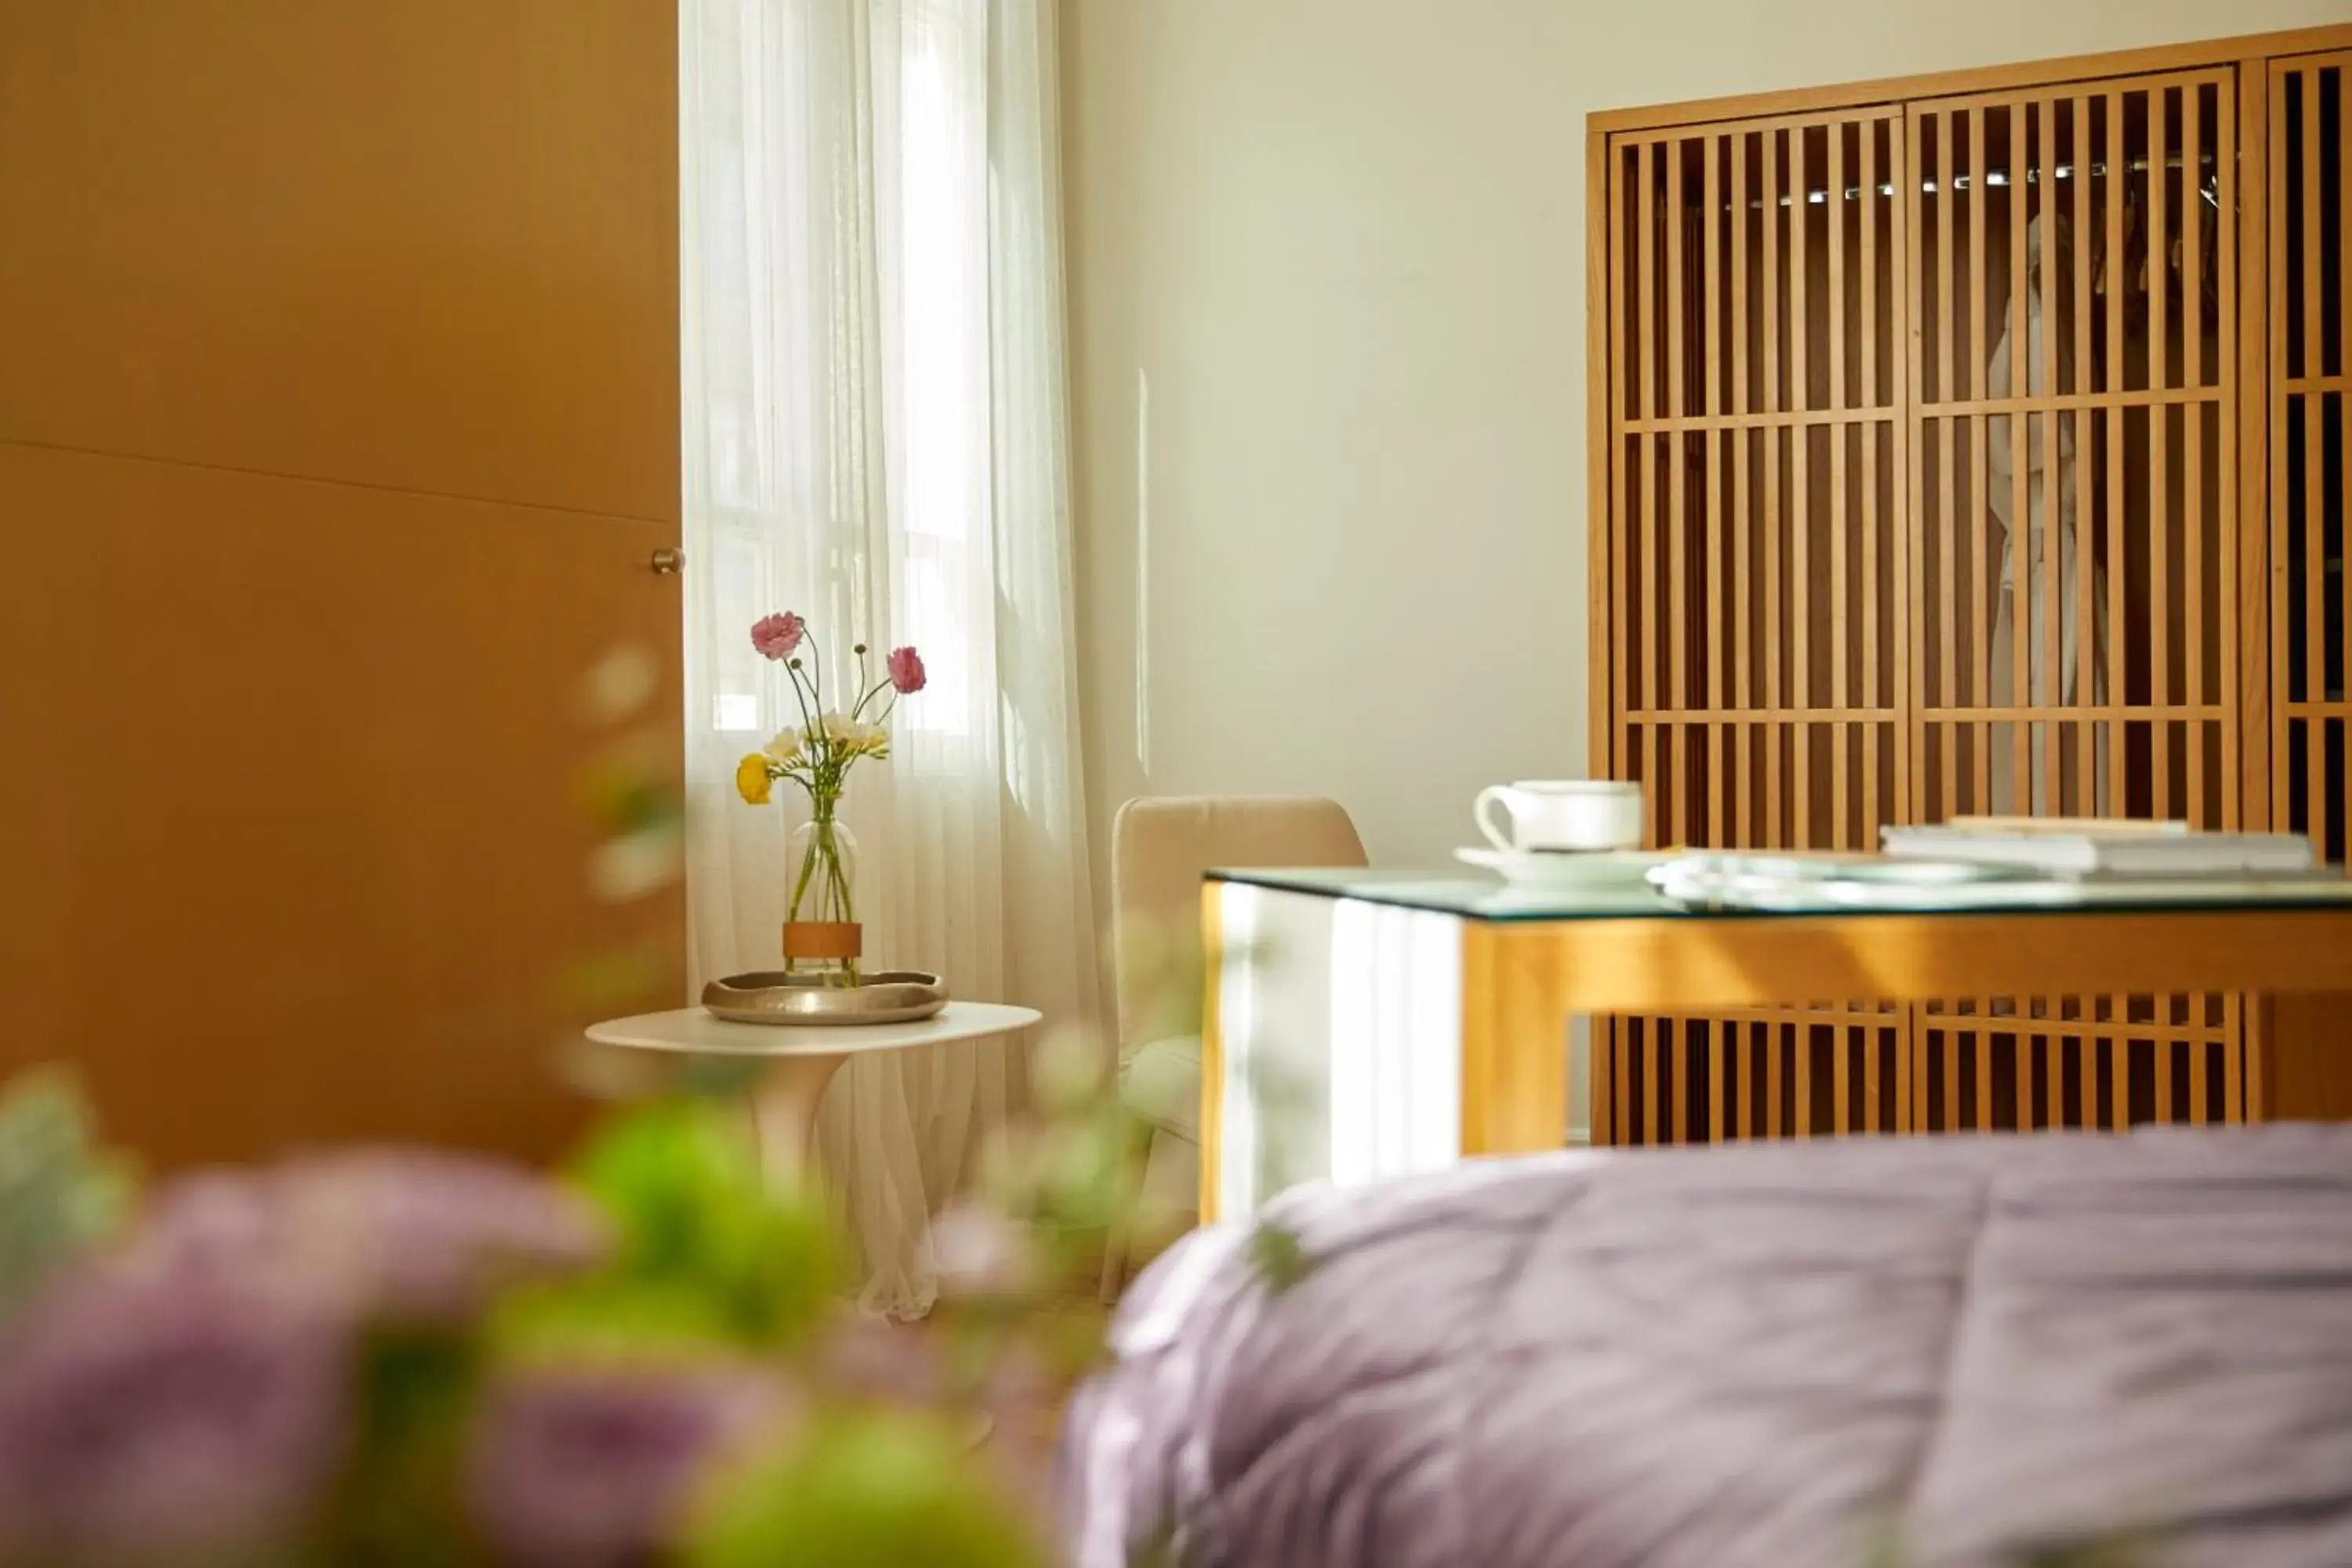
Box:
[1986,216,2108,815]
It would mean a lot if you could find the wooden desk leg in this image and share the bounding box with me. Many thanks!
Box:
[2260,990,2352,1123]
[1461,924,1570,1157]
[1199,882,1225,1224]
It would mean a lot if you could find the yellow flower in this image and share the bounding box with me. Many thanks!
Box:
[735,754,774,806]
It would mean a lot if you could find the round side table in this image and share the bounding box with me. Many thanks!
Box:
[584,1002,1042,1181]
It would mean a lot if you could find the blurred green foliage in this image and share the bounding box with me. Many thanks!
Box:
[0,1071,131,1316]
[687,1414,1039,1568]
[565,1102,835,1348]
[328,1328,483,1567]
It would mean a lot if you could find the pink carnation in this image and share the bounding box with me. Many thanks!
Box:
[887,646,927,695]
[750,613,806,662]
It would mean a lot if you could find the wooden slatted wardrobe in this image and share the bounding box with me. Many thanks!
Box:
[1587,26,2352,1145]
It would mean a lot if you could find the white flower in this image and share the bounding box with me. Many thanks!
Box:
[812,713,889,758]
[763,728,803,766]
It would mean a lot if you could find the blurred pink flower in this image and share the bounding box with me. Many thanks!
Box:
[818,1316,947,1408]
[750,613,807,662]
[0,1265,347,1563]
[139,1151,610,1326]
[887,646,927,695]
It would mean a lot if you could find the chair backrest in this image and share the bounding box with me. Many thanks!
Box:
[1111,796,1368,1051]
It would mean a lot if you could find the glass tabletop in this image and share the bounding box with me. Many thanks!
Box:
[1207,863,2352,923]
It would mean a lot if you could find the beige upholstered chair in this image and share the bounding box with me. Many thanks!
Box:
[1103,795,1368,1294]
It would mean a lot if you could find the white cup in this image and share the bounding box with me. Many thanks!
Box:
[1474,780,1644,855]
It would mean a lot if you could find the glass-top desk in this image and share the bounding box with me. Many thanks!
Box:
[1199,867,2352,1220]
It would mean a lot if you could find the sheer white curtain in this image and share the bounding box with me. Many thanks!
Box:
[680,0,1096,1319]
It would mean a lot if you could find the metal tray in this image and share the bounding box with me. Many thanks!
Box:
[701,971,949,1026]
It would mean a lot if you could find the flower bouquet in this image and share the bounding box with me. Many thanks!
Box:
[0,1070,1098,1568]
[734,613,927,988]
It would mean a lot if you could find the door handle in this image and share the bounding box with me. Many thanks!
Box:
[650,547,685,576]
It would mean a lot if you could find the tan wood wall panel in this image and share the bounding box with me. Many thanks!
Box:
[0,4,682,1167]
[0,0,680,522]
[0,445,683,1167]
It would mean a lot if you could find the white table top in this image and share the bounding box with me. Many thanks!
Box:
[585,1001,1042,1058]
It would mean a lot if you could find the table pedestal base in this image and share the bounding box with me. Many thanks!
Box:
[748,1052,849,1185]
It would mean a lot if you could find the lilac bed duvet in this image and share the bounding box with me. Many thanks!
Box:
[1060,1128,2352,1568]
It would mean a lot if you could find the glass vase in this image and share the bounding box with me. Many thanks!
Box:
[782,801,861,987]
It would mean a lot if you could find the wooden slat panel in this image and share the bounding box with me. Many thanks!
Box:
[1639,140,1661,724]
[2267,57,2352,1179]
[2187,82,2209,823]
[1602,110,1914,1146]
[2303,74,2327,841]
[2038,100,2061,816]
[1971,106,1996,811]
[2108,89,2132,805]
[1599,138,1631,1144]
[2238,61,2271,1123]
[1591,125,1617,785]
[1832,122,1853,844]
[1933,111,1960,819]
[2153,86,2175,822]
[1901,71,2244,1134]
[1792,127,1814,845]
[1669,140,1691,739]
[1610,145,1633,769]
[2074,95,2099,805]
[1974,1000,1994,1131]
[2005,98,2031,813]
[1889,114,1915,855]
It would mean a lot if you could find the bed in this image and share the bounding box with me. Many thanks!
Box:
[1060,1127,2352,1568]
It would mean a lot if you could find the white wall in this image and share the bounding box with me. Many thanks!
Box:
[1062,1,2352,880]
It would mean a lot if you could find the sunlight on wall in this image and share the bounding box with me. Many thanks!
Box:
[1134,367,1152,774]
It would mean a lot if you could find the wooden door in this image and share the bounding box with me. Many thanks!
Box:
[1907,69,2247,1131]
[1599,110,1911,1144]
[0,2,684,1168]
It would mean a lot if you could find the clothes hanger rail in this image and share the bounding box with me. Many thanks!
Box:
[1708,154,2222,210]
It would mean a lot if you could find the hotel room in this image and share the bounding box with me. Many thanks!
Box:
[5,2,2352,1564]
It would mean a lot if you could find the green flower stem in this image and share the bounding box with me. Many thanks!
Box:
[786,822,822,922]
[782,655,819,744]
[849,675,894,723]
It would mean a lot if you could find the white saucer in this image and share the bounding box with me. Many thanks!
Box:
[1456,847,1666,887]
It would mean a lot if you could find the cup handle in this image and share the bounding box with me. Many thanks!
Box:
[1474,786,1516,853]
